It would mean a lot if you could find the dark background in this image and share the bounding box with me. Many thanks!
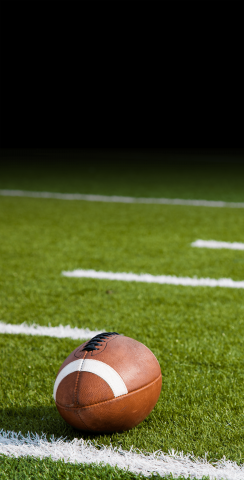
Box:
[0,147,244,203]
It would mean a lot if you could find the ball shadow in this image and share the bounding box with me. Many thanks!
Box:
[0,405,115,442]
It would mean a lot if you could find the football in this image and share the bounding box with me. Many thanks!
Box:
[53,332,162,432]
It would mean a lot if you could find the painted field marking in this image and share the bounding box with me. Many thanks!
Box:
[192,240,244,250]
[62,269,244,289]
[1,189,244,208]
[0,322,104,340]
[1,430,244,480]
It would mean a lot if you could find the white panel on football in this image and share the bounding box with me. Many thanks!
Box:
[53,359,128,402]
[81,359,128,397]
[53,359,84,401]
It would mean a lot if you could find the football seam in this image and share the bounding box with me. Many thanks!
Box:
[75,409,89,429]
[90,334,117,356]
[73,335,117,358]
[74,351,88,405]
[55,373,162,411]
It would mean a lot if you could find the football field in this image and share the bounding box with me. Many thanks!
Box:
[1,150,244,479]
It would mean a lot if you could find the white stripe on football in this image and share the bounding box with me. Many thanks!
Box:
[53,358,128,401]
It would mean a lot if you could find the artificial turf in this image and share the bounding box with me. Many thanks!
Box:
[0,149,244,478]
[0,456,199,480]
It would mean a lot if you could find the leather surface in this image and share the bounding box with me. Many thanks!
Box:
[56,374,162,432]
[55,334,162,432]
[56,370,115,407]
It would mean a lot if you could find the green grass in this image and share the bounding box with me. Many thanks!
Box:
[1,196,244,461]
[0,149,244,478]
[0,456,199,480]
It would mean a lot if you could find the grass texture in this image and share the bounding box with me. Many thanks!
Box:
[0,456,195,480]
[1,196,244,460]
[0,150,244,478]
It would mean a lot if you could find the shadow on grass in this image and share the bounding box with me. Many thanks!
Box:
[0,406,114,443]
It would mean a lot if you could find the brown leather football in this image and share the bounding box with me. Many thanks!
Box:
[53,332,162,432]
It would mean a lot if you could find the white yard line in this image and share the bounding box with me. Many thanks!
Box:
[0,430,243,480]
[192,240,244,250]
[0,322,103,340]
[62,269,244,289]
[1,189,244,208]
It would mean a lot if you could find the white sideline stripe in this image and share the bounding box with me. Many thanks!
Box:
[62,269,244,289]
[1,189,244,209]
[0,322,104,340]
[53,359,128,401]
[192,240,244,250]
[1,431,244,480]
